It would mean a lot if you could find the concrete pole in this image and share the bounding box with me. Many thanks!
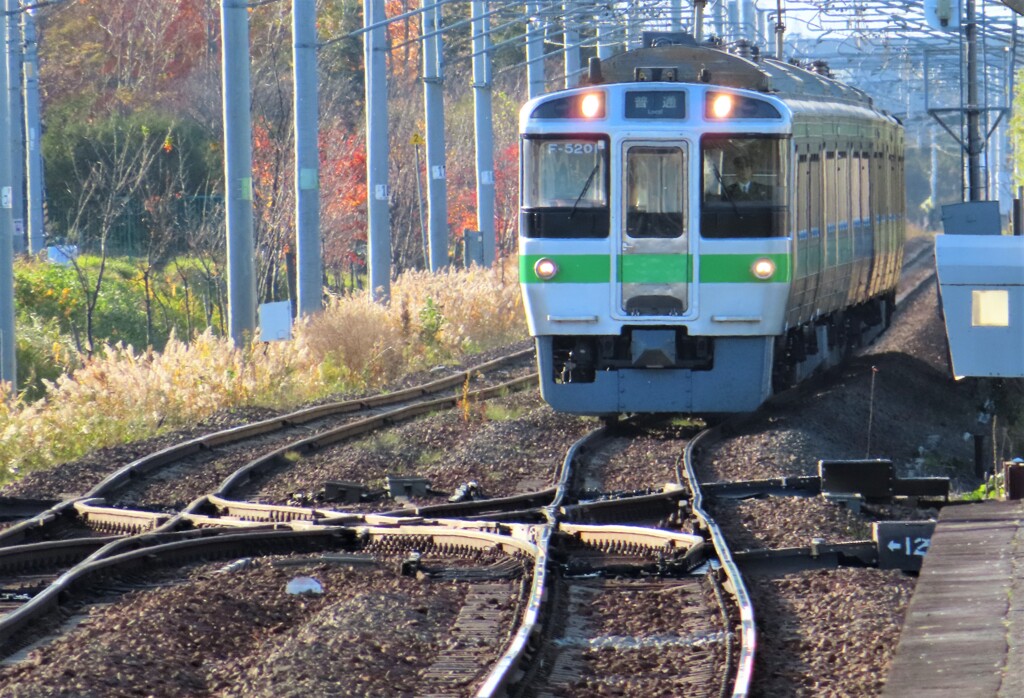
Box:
[0,0,15,390]
[999,41,1014,215]
[713,0,725,39]
[472,0,495,266]
[22,6,43,255]
[563,2,580,88]
[364,0,391,300]
[966,0,982,201]
[930,125,939,227]
[727,0,740,43]
[742,0,756,42]
[694,1,706,43]
[221,0,257,344]
[626,2,640,49]
[596,6,614,60]
[671,0,682,32]
[6,4,22,255]
[774,0,785,59]
[526,2,545,99]
[293,0,322,316]
[422,1,448,271]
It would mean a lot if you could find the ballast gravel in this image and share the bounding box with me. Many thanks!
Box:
[2,239,1016,696]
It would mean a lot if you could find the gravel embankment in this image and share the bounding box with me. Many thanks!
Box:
[0,555,520,698]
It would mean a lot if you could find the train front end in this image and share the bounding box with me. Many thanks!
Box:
[519,82,793,416]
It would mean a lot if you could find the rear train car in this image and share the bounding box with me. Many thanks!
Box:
[519,40,904,416]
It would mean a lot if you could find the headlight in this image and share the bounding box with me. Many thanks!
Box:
[710,93,734,118]
[752,258,776,280]
[580,93,603,119]
[534,258,559,280]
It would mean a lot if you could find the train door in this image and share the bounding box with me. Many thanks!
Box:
[618,141,689,316]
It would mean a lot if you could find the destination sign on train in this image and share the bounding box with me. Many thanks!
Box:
[625,91,686,119]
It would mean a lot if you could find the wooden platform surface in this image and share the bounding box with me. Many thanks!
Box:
[882,500,1024,697]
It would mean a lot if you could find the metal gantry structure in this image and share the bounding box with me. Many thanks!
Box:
[1,1,1023,387]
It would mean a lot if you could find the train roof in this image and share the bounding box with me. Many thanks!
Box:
[580,43,875,109]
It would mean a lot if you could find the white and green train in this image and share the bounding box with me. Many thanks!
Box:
[519,39,904,416]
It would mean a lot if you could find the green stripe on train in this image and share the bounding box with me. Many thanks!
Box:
[519,254,610,283]
[699,253,791,283]
[520,253,790,283]
[618,254,693,283]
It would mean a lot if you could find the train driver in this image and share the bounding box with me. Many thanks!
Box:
[726,156,771,201]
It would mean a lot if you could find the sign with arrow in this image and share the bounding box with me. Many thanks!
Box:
[874,521,936,571]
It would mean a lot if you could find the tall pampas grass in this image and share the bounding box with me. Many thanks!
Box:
[0,258,526,484]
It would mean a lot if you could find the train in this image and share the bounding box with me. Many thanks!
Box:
[518,35,905,416]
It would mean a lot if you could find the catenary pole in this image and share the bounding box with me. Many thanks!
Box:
[293,0,323,316]
[742,0,755,42]
[221,0,257,344]
[472,0,495,266]
[364,0,391,300]
[713,0,725,38]
[526,2,545,99]
[563,2,580,88]
[422,0,449,271]
[0,0,15,391]
[596,3,614,60]
[22,5,43,255]
[6,2,22,255]
[727,0,740,43]
[966,0,983,201]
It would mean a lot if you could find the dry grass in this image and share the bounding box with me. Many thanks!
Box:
[0,260,526,484]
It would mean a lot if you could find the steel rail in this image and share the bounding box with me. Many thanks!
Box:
[0,521,543,663]
[0,349,533,548]
[681,428,756,698]
[475,524,551,698]
[86,347,534,500]
[211,372,538,500]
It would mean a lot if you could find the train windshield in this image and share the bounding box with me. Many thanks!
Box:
[521,136,610,239]
[701,136,788,238]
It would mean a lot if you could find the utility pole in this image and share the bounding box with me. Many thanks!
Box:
[774,0,785,59]
[293,0,323,316]
[526,2,545,99]
[595,5,613,60]
[472,0,495,266]
[694,1,706,43]
[713,0,725,39]
[364,0,391,301]
[0,0,15,391]
[422,0,448,271]
[563,2,580,88]
[965,0,983,201]
[222,0,257,344]
[23,5,43,255]
[6,2,22,255]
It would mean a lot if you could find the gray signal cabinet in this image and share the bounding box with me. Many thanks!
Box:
[935,233,1024,378]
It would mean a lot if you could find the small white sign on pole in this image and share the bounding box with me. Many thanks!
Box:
[259,301,293,342]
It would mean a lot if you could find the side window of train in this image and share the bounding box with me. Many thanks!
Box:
[809,154,821,241]
[796,154,809,242]
[625,145,686,239]
[700,135,788,239]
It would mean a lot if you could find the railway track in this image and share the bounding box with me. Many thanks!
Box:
[0,414,748,695]
[0,349,538,548]
[0,239,941,695]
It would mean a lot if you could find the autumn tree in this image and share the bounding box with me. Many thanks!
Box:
[58,117,175,354]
